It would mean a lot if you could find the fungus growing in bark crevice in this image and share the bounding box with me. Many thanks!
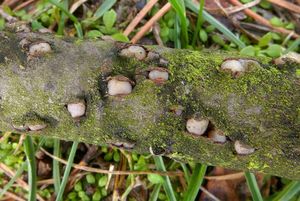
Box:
[148,67,169,84]
[186,118,209,136]
[111,142,135,149]
[28,124,47,131]
[119,45,146,60]
[221,58,259,77]
[234,140,255,155]
[107,75,134,96]
[67,102,86,118]
[274,52,300,65]
[208,129,226,143]
[29,42,52,56]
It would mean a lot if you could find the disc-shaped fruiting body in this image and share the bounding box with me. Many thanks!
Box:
[67,102,86,118]
[107,75,134,96]
[29,42,52,56]
[186,118,209,136]
[234,140,255,155]
[221,59,260,77]
[148,67,169,84]
[120,45,146,60]
[208,130,226,143]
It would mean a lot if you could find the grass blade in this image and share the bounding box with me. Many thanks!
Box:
[93,0,117,19]
[57,0,69,35]
[168,0,189,48]
[53,139,61,194]
[284,38,300,54]
[47,0,83,38]
[55,141,79,201]
[191,0,205,47]
[149,184,162,201]
[185,0,246,49]
[0,137,46,197]
[183,163,207,201]
[153,156,177,201]
[273,181,300,201]
[174,14,181,48]
[244,171,263,201]
[24,135,37,201]
[0,162,26,197]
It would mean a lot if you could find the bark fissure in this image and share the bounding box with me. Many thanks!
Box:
[0,30,299,179]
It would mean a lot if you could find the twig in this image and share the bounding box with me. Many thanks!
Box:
[40,147,183,177]
[228,0,299,39]
[70,0,88,14]
[204,172,245,180]
[0,163,45,201]
[226,0,260,15]
[152,22,164,46]
[200,186,221,201]
[267,0,300,14]
[0,188,26,201]
[13,0,36,11]
[131,3,172,44]
[123,0,159,36]
[13,133,25,154]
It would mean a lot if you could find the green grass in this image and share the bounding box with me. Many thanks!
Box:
[24,136,37,201]
[168,0,189,48]
[185,0,246,49]
[53,139,61,195]
[93,0,117,19]
[55,141,79,201]
[47,0,83,38]
[191,0,205,47]
[183,164,207,201]
[153,156,177,201]
[272,181,300,201]
[244,171,264,201]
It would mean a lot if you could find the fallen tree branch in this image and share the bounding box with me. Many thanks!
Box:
[0,28,299,179]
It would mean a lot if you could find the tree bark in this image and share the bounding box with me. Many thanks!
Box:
[0,30,299,179]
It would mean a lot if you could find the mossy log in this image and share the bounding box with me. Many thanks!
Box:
[0,30,299,179]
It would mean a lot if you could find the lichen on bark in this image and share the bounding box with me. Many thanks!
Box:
[0,30,299,179]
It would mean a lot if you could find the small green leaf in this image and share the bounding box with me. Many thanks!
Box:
[259,0,271,9]
[265,44,283,58]
[31,20,44,31]
[147,174,165,184]
[113,151,120,162]
[212,34,225,46]
[271,33,281,41]
[86,174,96,184]
[86,30,103,38]
[160,26,170,38]
[74,182,82,192]
[103,9,116,30]
[111,33,129,42]
[258,32,272,47]
[285,22,295,30]
[92,190,102,201]
[68,192,77,199]
[270,17,284,27]
[0,18,5,30]
[199,29,208,42]
[296,69,300,78]
[205,25,215,33]
[98,175,108,187]
[240,46,256,56]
